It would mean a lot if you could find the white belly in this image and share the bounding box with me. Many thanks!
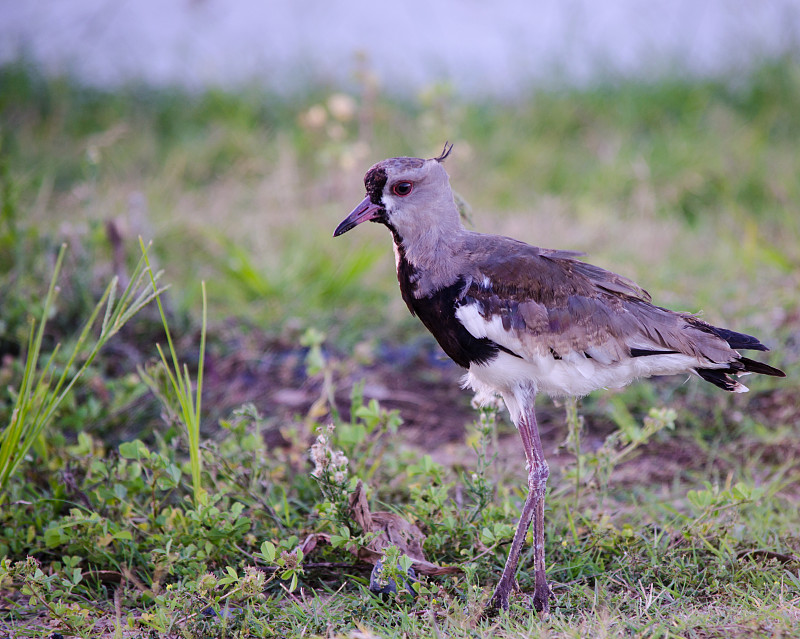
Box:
[465,349,701,398]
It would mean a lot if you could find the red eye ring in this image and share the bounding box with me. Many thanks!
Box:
[392,181,413,197]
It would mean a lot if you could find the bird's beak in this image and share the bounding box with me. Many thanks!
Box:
[333,196,383,237]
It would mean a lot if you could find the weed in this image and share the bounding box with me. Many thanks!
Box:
[139,238,207,505]
[0,243,162,497]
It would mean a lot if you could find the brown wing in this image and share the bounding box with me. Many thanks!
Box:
[459,235,735,365]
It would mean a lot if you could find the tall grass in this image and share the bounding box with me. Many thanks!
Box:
[139,238,207,504]
[0,244,162,499]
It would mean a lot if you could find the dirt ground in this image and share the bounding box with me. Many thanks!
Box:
[196,324,798,493]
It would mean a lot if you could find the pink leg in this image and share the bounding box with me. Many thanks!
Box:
[486,389,550,614]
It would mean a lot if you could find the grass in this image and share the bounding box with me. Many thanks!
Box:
[0,58,798,637]
[139,239,207,505]
[0,243,162,498]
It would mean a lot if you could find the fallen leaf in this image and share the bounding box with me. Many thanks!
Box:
[348,479,461,576]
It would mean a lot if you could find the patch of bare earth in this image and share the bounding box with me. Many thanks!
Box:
[198,323,795,500]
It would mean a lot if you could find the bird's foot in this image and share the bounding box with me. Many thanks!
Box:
[481,578,512,619]
[481,592,508,619]
[532,582,550,615]
[481,579,550,619]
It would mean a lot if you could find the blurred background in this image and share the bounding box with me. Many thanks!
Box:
[2,0,800,93]
[1,0,798,435]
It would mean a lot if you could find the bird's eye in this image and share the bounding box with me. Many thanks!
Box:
[392,181,413,197]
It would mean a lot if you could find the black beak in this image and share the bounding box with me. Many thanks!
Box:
[334,196,383,237]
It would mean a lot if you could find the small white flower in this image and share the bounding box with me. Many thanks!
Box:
[471,389,504,411]
[327,93,357,122]
[300,104,327,130]
[331,451,348,469]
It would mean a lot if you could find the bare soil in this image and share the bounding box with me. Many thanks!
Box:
[196,323,797,493]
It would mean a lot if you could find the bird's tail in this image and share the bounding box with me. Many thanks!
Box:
[693,325,785,392]
[704,325,768,352]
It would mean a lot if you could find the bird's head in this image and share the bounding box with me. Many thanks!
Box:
[334,143,461,241]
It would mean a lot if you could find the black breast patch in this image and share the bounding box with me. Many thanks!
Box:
[411,281,505,369]
[393,244,503,369]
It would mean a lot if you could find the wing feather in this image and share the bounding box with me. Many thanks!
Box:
[457,234,736,366]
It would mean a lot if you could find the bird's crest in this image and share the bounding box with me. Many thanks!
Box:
[433,142,453,163]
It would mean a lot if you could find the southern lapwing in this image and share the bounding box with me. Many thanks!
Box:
[333,143,785,615]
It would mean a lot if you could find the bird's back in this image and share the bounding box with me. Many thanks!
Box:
[427,231,782,396]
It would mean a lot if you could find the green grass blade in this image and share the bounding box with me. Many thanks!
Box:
[0,242,159,498]
[139,238,206,504]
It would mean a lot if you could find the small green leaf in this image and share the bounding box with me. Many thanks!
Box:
[44,527,67,548]
[261,540,276,562]
[731,482,752,500]
[119,439,150,460]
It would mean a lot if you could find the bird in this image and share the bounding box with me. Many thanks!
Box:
[333,143,785,615]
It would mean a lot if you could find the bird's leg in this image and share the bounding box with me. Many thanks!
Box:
[486,387,550,615]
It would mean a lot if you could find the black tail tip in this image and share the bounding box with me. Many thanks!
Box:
[696,356,785,392]
[709,326,769,352]
[738,357,786,378]
[695,368,749,392]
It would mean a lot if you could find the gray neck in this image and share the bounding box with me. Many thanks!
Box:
[394,220,467,297]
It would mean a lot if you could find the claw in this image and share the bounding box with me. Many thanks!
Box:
[481,594,507,620]
[531,568,550,613]
[481,576,512,619]
[482,574,550,618]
